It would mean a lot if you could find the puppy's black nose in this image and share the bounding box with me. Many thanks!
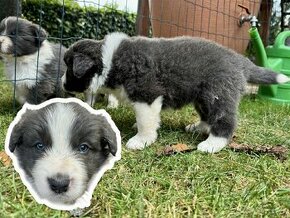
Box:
[48,174,70,194]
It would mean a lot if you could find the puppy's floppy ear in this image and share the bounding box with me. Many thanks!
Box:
[73,53,95,78]
[9,124,23,152]
[31,24,47,46]
[97,115,118,156]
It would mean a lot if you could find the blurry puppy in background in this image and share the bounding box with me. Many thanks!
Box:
[0,16,68,104]
[5,98,121,210]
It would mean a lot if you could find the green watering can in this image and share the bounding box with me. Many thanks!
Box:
[250,27,290,104]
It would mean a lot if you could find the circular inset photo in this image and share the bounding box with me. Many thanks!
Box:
[5,98,121,210]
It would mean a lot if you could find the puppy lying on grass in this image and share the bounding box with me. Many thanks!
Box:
[5,98,121,210]
[62,32,290,153]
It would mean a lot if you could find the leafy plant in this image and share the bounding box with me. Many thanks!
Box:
[22,0,136,47]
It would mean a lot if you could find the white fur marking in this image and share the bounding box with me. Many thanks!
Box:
[126,96,163,150]
[197,133,228,153]
[277,74,290,84]
[32,104,88,205]
[3,40,54,87]
[61,74,66,88]
[32,155,87,205]
[89,32,128,93]
[0,18,13,53]
[15,85,29,104]
[1,17,8,35]
[107,94,119,108]
[2,40,54,104]
[0,36,13,53]
[4,17,9,31]
[46,104,75,152]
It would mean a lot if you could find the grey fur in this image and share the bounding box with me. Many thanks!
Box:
[9,106,52,178]
[63,33,289,151]
[70,103,118,178]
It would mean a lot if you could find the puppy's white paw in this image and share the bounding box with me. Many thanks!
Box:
[185,121,210,134]
[107,94,119,108]
[126,134,156,150]
[197,134,228,153]
[107,101,119,109]
[197,141,225,153]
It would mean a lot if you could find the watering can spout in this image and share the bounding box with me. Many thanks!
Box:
[249,27,268,68]
[249,27,278,97]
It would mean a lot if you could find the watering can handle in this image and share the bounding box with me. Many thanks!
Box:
[273,31,290,49]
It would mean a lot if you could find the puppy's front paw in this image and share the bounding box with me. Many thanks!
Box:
[107,101,119,109]
[197,134,228,153]
[107,94,119,108]
[126,134,156,150]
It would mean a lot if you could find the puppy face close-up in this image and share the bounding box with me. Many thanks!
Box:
[62,39,103,93]
[0,16,46,56]
[7,99,119,207]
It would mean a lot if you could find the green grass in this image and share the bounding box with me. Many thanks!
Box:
[1,60,290,217]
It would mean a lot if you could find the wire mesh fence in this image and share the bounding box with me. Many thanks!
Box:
[0,0,287,111]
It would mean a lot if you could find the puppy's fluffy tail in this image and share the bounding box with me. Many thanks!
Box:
[247,66,290,84]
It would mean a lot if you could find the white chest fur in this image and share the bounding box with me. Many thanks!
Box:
[3,41,54,88]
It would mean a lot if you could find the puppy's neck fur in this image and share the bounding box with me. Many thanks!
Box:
[89,32,128,93]
[3,40,54,88]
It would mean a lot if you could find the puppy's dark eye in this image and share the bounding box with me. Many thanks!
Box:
[78,143,89,153]
[10,31,16,36]
[35,142,46,151]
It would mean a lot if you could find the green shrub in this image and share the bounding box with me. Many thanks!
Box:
[22,0,136,47]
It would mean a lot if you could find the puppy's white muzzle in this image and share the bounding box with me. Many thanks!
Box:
[0,35,13,54]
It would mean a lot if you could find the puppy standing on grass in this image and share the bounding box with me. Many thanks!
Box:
[0,17,68,104]
[5,98,121,210]
[62,32,290,153]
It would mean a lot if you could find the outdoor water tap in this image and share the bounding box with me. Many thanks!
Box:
[238,14,253,26]
[249,16,259,27]
[237,4,259,27]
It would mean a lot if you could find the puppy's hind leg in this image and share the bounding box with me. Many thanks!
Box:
[185,103,210,135]
[126,96,163,150]
[190,93,238,153]
[197,111,236,153]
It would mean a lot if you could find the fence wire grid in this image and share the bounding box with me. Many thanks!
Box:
[0,0,287,110]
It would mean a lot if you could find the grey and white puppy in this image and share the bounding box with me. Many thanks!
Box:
[62,32,290,153]
[6,98,120,209]
[0,16,67,104]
